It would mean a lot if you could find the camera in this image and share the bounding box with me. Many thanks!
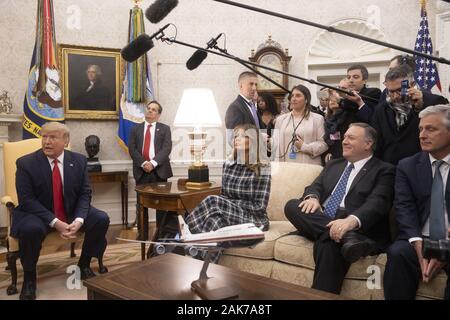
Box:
[401,79,410,103]
[422,239,450,262]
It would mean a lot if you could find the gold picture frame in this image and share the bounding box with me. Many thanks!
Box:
[58,44,124,120]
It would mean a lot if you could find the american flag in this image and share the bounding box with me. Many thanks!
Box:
[413,2,442,92]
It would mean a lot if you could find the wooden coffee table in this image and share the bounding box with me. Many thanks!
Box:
[84,253,345,300]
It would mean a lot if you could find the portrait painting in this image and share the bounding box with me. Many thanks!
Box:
[59,44,123,119]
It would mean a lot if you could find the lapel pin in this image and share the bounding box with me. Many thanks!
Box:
[70,163,74,167]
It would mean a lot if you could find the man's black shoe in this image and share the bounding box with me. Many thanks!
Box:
[341,232,377,263]
[80,266,96,280]
[19,280,36,300]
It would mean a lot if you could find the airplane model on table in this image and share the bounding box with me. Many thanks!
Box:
[117,216,266,300]
[117,216,265,256]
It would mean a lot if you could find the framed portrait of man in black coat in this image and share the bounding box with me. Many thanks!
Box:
[59,44,122,119]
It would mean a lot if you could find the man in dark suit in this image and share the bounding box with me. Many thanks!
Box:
[341,64,381,123]
[73,65,113,111]
[11,122,110,300]
[225,72,263,143]
[384,104,450,300]
[284,122,395,294]
[128,100,173,229]
[371,65,449,165]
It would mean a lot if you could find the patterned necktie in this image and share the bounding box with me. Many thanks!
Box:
[52,159,67,222]
[429,160,446,240]
[249,102,260,129]
[142,124,152,161]
[324,163,355,218]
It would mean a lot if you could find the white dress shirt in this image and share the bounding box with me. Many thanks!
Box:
[141,120,158,169]
[324,155,373,228]
[409,154,450,243]
[47,153,84,228]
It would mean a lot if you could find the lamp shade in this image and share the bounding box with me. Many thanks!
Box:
[173,88,222,127]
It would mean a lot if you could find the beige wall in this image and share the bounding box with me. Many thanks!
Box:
[0,0,446,161]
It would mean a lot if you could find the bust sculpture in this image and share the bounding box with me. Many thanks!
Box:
[85,135,102,172]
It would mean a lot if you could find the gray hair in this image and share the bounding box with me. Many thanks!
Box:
[87,64,102,76]
[349,122,377,152]
[419,104,450,130]
[41,122,70,140]
[385,65,414,83]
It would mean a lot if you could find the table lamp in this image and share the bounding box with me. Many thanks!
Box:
[174,88,222,189]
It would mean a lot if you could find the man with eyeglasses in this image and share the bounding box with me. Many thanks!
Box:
[371,65,448,165]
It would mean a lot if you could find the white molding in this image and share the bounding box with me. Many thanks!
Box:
[436,10,450,100]
[305,18,393,106]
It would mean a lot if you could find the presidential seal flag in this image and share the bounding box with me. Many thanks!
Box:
[117,4,155,152]
[23,0,63,139]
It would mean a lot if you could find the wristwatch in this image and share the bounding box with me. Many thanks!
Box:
[303,194,319,201]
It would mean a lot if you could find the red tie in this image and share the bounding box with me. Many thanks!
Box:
[52,159,67,222]
[142,124,152,161]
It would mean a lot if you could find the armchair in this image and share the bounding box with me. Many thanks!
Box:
[1,139,92,296]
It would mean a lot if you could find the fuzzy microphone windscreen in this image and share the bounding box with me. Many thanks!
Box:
[145,0,179,24]
[121,34,154,62]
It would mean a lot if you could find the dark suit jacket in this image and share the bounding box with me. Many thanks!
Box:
[303,157,395,246]
[395,152,450,241]
[225,95,263,130]
[11,150,92,237]
[128,122,173,182]
[342,86,382,123]
[371,91,449,165]
[73,80,113,111]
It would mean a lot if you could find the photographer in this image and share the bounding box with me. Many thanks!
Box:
[323,79,354,161]
[384,104,450,300]
[371,65,449,165]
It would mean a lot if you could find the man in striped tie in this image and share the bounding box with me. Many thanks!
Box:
[284,123,395,294]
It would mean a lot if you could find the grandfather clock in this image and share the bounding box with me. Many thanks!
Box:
[249,36,292,113]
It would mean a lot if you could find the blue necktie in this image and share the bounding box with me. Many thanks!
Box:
[429,160,446,240]
[324,163,355,218]
[248,102,260,128]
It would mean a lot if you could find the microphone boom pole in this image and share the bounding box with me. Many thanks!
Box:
[159,36,377,102]
[212,0,450,66]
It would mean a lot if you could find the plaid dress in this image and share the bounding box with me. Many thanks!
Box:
[186,160,271,238]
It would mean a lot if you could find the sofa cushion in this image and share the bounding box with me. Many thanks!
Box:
[267,162,323,221]
[219,255,275,278]
[223,221,296,259]
[271,261,377,300]
[274,234,379,279]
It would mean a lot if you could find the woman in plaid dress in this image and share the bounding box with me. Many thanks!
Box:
[185,124,271,262]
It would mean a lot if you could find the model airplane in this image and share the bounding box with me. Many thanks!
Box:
[117,216,265,256]
[177,216,265,244]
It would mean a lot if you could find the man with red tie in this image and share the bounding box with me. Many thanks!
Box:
[10,122,110,300]
[128,101,173,229]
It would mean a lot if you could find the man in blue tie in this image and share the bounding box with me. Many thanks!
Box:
[384,104,450,300]
[284,122,395,294]
[225,72,263,144]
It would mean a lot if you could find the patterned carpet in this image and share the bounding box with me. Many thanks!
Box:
[0,243,141,295]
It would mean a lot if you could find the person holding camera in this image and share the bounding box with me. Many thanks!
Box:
[384,104,450,300]
[371,65,449,165]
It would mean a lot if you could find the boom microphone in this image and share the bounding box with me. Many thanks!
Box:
[186,33,223,70]
[121,24,170,62]
[145,0,179,24]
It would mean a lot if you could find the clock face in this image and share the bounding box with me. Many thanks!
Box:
[257,53,284,91]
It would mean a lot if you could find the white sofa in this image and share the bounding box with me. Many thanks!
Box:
[219,161,447,300]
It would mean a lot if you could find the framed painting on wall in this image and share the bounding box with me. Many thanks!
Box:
[59,44,123,119]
